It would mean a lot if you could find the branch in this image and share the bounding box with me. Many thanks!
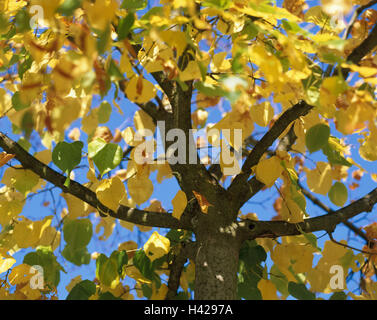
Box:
[227,101,314,209]
[165,241,196,300]
[0,132,192,231]
[239,187,377,240]
[341,21,377,78]
[125,34,228,213]
[299,185,370,243]
[343,0,377,40]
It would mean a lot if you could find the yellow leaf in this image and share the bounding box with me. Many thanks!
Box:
[125,265,151,284]
[120,53,135,78]
[127,175,153,205]
[255,156,283,187]
[66,275,82,293]
[125,76,157,104]
[258,279,278,300]
[248,44,284,88]
[118,240,138,260]
[8,264,33,285]
[121,127,140,147]
[192,190,212,214]
[210,52,231,73]
[359,123,377,161]
[119,220,134,232]
[146,199,165,213]
[172,190,187,220]
[96,177,126,212]
[143,231,170,262]
[180,61,202,82]
[159,30,187,58]
[0,152,15,168]
[82,0,118,31]
[62,193,92,219]
[38,226,60,251]
[251,102,274,127]
[364,77,377,85]
[319,77,346,118]
[133,110,156,136]
[341,64,377,78]
[272,242,314,277]
[13,216,52,248]
[151,283,168,300]
[33,149,52,165]
[95,216,116,241]
[0,187,24,227]
[304,162,334,195]
[68,127,81,141]
[0,256,16,274]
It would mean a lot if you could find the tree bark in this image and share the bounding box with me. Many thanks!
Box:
[194,232,240,300]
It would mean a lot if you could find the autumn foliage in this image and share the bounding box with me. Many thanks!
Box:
[0,0,377,300]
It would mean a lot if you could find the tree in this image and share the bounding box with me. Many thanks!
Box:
[0,0,377,301]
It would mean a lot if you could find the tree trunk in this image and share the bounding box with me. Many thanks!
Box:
[194,233,240,300]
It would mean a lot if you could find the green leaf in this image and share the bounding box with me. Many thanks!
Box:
[15,9,30,33]
[231,51,244,73]
[288,282,315,300]
[133,249,165,282]
[141,283,152,299]
[98,292,122,300]
[23,246,65,288]
[305,123,330,153]
[133,249,155,281]
[96,253,119,287]
[117,13,135,40]
[241,21,258,40]
[322,139,352,167]
[175,291,190,300]
[237,281,262,300]
[0,13,8,33]
[98,101,112,123]
[328,182,348,207]
[270,265,289,297]
[237,261,262,300]
[63,218,92,248]
[88,138,123,177]
[62,244,91,266]
[306,86,320,105]
[329,291,347,300]
[165,229,185,244]
[115,250,128,276]
[18,56,33,80]
[21,111,34,139]
[12,169,39,195]
[97,26,110,55]
[194,81,227,97]
[202,0,231,9]
[17,137,31,151]
[302,232,321,251]
[52,141,83,187]
[121,0,147,10]
[239,243,267,267]
[107,59,123,82]
[57,0,82,16]
[12,92,29,111]
[66,280,96,300]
